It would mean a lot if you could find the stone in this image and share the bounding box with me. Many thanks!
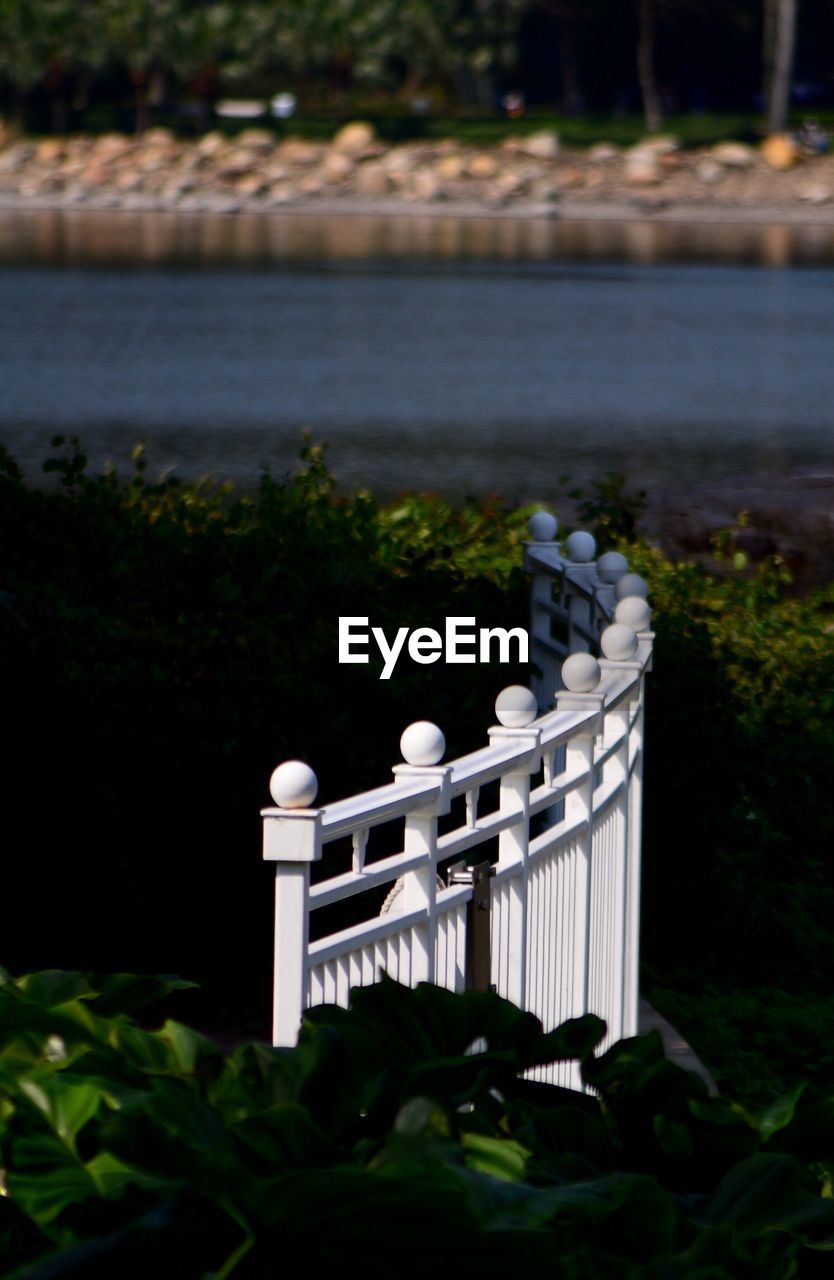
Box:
[494,170,528,196]
[296,172,325,195]
[381,147,417,175]
[278,137,321,165]
[331,120,376,155]
[435,153,463,180]
[235,174,268,197]
[761,134,798,170]
[409,169,441,200]
[624,150,661,185]
[696,159,724,184]
[197,130,227,156]
[321,151,354,182]
[35,139,64,164]
[217,149,256,179]
[467,152,498,177]
[557,166,585,189]
[518,129,559,160]
[355,161,390,196]
[142,127,176,147]
[633,134,679,155]
[589,142,619,163]
[796,183,831,204]
[712,140,756,168]
[265,183,294,205]
[92,133,132,157]
[235,127,275,151]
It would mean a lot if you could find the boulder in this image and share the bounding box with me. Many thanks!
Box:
[589,142,619,163]
[467,152,498,178]
[518,129,559,160]
[235,127,275,152]
[632,134,679,155]
[142,127,176,148]
[712,140,756,168]
[331,121,376,155]
[564,166,588,188]
[435,153,464,180]
[696,159,724,184]
[321,151,354,182]
[624,149,661,185]
[409,169,441,200]
[197,131,227,156]
[235,174,268,197]
[35,139,64,164]
[796,182,831,204]
[278,137,322,165]
[760,134,798,170]
[355,161,390,196]
[381,147,417,175]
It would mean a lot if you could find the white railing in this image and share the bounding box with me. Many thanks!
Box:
[262,515,653,1088]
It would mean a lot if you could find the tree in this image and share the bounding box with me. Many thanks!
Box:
[99,0,189,133]
[763,0,798,132]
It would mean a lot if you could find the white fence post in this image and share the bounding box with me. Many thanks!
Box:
[557,653,605,1087]
[262,761,322,1047]
[489,686,541,1008]
[390,721,451,985]
[563,530,598,654]
[525,512,561,713]
[599,622,642,1045]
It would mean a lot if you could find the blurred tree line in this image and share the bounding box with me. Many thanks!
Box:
[0,0,831,137]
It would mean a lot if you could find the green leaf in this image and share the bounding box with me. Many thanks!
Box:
[709,1153,834,1240]
[461,1132,529,1182]
[20,1077,103,1147]
[6,1134,97,1224]
[755,1084,807,1141]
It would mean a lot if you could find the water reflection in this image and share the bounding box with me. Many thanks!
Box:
[2,209,833,498]
[3,208,834,268]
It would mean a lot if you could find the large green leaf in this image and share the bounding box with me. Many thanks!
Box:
[708,1153,834,1241]
[18,1076,102,1147]
[6,1134,97,1224]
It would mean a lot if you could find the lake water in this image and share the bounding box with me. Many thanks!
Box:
[1,209,833,499]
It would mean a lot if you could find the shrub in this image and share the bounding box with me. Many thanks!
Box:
[2,970,834,1278]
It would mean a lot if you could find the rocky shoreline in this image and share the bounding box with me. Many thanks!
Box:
[3,120,834,223]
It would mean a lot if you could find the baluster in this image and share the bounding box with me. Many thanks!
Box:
[391,721,451,986]
[489,685,541,1011]
[262,760,321,1047]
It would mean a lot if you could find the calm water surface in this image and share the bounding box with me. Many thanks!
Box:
[1,209,832,498]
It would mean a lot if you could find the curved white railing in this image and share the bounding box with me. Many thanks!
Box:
[262,516,653,1088]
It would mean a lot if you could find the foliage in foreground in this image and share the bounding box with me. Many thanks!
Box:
[2,971,834,1279]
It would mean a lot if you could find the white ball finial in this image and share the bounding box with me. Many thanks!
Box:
[615,573,649,601]
[495,685,538,728]
[596,551,629,585]
[614,596,652,632]
[600,624,639,661]
[269,760,318,809]
[528,511,558,542]
[561,652,602,693]
[565,530,596,563]
[400,721,445,766]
